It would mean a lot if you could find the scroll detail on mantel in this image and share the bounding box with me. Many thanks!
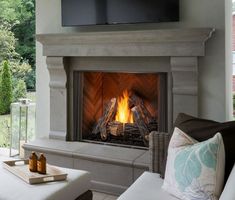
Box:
[37,28,214,141]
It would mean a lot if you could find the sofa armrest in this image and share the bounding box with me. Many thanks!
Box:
[149,131,171,175]
[219,164,235,200]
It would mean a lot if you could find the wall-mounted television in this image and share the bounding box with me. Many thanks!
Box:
[61,0,179,26]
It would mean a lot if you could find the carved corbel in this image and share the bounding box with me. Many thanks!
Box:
[46,57,67,140]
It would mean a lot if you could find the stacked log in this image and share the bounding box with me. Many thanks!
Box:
[107,121,141,137]
[92,93,158,146]
[92,98,117,141]
[129,94,154,124]
[131,106,150,145]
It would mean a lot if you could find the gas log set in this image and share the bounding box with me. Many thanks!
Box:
[91,90,158,147]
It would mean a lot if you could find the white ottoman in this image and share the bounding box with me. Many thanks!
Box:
[0,158,92,200]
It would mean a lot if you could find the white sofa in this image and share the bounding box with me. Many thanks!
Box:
[118,131,235,200]
[118,171,176,200]
[118,164,235,200]
[220,163,235,200]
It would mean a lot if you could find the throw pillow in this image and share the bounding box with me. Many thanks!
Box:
[160,113,220,179]
[162,128,225,200]
[173,113,220,141]
[160,113,235,183]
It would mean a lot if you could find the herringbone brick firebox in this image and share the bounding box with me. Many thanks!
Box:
[79,72,166,148]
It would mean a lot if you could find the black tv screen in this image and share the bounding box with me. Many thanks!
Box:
[62,0,179,26]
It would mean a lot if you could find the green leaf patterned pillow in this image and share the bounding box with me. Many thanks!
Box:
[162,128,225,200]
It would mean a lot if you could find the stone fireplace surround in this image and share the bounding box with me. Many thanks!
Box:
[24,28,214,195]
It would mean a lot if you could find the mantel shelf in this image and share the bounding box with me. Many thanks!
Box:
[37,28,215,57]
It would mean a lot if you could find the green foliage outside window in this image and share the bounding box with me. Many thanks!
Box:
[9,60,31,84]
[0,0,35,91]
[0,0,35,148]
[0,27,19,62]
[0,61,13,114]
[13,79,27,102]
[0,60,31,105]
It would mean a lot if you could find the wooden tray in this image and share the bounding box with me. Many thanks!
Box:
[3,160,67,184]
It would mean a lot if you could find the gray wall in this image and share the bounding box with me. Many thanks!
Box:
[36,0,231,138]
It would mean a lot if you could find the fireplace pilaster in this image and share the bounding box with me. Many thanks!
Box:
[171,56,198,120]
[46,56,68,140]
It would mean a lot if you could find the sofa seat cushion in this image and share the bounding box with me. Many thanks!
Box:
[117,172,177,200]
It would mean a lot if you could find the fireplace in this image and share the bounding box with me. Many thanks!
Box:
[75,72,167,148]
[26,29,214,195]
[36,28,214,145]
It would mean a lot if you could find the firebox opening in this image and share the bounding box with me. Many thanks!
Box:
[77,72,165,148]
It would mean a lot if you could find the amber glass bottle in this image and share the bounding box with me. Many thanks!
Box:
[37,153,46,174]
[29,151,38,172]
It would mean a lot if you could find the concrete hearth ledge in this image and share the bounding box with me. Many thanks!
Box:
[23,139,149,167]
[23,139,149,195]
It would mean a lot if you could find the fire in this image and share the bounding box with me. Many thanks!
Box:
[115,90,134,123]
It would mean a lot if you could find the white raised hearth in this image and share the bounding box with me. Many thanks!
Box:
[24,28,214,195]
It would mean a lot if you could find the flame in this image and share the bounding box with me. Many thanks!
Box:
[115,90,134,123]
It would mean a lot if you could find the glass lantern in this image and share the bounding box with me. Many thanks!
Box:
[9,99,36,158]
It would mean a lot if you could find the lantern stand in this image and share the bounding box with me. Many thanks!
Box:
[9,99,36,158]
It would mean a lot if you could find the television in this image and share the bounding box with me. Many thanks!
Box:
[61,0,179,26]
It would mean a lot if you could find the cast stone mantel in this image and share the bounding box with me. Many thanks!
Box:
[37,28,214,140]
[37,28,214,57]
